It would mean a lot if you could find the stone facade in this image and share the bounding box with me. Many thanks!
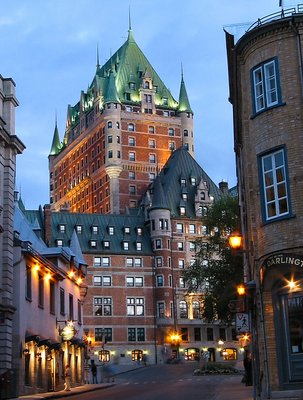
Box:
[226,8,303,399]
[0,74,25,398]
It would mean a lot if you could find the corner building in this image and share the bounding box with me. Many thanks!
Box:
[226,6,303,399]
[49,27,194,215]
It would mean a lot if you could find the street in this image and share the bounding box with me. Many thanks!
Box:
[65,362,250,400]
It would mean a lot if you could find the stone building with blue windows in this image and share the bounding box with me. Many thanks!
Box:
[226,5,303,399]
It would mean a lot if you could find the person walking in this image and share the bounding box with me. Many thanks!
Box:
[64,364,71,391]
[91,362,97,383]
[243,351,252,386]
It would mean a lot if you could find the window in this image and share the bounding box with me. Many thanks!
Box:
[252,58,281,114]
[129,185,136,195]
[126,276,143,287]
[163,111,169,117]
[57,239,63,247]
[134,258,142,267]
[193,301,200,319]
[179,206,186,216]
[123,241,129,250]
[107,121,112,129]
[177,242,184,251]
[219,328,226,341]
[78,299,82,325]
[155,239,162,249]
[149,139,156,148]
[176,223,183,233]
[144,94,152,103]
[104,240,110,249]
[189,242,196,252]
[94,297,112,316]
[157,302,165,318]
[169,141,175,151]
[189,224,196,234]
[149,154,156,163]
[129,152,136,161]
[50,281,55,314]
[149,172,155,181]
[26,266,32,300]
[128,123,135,132]
[95,328,112,342]
[107,135,113,143]
[108,226,115,235]
[259,147,290,221]
[181,327,188,341]
[194,327,201,341]
[126,106,132,112]
[129,171,135,180]
[128,327,145,342]
[207,327,214,341]
[59,224,66,233]
[184,129,189,137]
[69,294,74,320]
[155,257,162,267]
[178,259,185,269]
[92,226,98,234]
[129,137,135,146]
[179,300,188,318]
[179,277,185,288]
[38,273,44,308]
[168,128,174,136]
[126,257,134,267]
[127,298,144,316]
[129,82,136,90]
[76,225,83,234]
[124,226,131,234]
[94,257,110,267]
[137,227,143,235]
[156,275,164,287]
[93,276,111,286]
[163,97,168,105]
[90,240,97,248]
[136,242,142,251]
[60,288,65,315]
[144,81,150,89]
[149,126,155,134]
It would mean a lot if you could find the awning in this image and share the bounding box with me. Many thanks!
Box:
[70,338,86,348]
[37,338,51,348]
[25,331,40,343]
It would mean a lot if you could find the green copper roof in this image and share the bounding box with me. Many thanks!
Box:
[150,176,170,211]
[178,74,193,113]
[49,123,62,156]
[153,147,221,217]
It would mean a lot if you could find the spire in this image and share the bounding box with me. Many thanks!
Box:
[150,176,170,211]
[178,66,193,114]
[49,118,61,156]
[96,43,100,71]
[105,69,120,104]
[127,7,135,43]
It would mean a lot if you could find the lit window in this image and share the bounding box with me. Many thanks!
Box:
[76,225,82,234]
[124,226,131,234]
[189,224,196,234]
[108,226,115,235]
[92,226,98,234]
[179,301,188,318]
[156,257,162,267]
[259,147,290,221]
[179,277,185,288]
[179,206,186,215]
[94,297,112,316]
[136,242,142,251]
[252,58,281,114]
[176,223,183,233]
[59,224,66,233]
[90,240,97,247]
[57,239,63,247]
[123,241,129,250]
[127,297,144,316]
[103,241,110,249]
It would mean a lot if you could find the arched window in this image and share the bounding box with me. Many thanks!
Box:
[107,121,112,129]
[98,350,110,362]
[128,123,135,132]
[184,129,189,137]
[193,301,201,319]
[132,349,143,362]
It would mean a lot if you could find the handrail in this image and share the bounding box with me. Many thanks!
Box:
[246,5,303,33]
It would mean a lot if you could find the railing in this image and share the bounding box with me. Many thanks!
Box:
[247,4,303,33]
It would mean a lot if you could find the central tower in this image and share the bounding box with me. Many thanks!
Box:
[49,27,194,214]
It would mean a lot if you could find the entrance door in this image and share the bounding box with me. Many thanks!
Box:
[280,292,303,382]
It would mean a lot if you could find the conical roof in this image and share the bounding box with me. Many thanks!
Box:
[178,74,193,113]
[150,176,170,211]
[49,123,61,156]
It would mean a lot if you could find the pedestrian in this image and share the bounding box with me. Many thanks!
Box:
[142,354,147,366]
[84,360,90,384]
[91,362,97,383]
[243,351,252,386]
[64,364,71,391]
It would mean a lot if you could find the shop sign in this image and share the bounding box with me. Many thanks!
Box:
[264,253,303,270]
[61,325,75,341]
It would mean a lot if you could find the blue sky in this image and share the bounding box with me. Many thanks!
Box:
[0,0,297,209]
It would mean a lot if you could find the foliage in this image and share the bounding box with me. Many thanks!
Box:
[182,195,243,323]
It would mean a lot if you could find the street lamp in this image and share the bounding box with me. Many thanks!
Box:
[169,332,181,360]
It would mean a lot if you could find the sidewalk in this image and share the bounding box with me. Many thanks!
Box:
[214,375,253,400]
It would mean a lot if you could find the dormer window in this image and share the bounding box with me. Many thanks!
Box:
[137,227,143,236]
[129,82,136,90]
[90,240,97,248]
[163,97,168,106]
[180,178,186,187]
[57,239,63,247]
[123,241,129,250]
[59,224,66,233]
[144,81,150,89]
[179,206,186,216]
[124,227,131,234]
[191,177,197,185]
[136,242,142,251]
[103,241,110,249]
[92,226,98,234]
[163,111,169,117]
[108,226,115,235]
[126,106,132,112]
[76,225,83,234]
[182,193,188,201]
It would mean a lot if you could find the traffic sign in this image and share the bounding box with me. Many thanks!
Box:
[236,313,250,333]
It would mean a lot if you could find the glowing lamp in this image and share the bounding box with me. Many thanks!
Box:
[237,285,246,296]
[228,232,242,249]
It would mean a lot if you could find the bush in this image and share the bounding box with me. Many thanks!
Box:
[193,363,240,375]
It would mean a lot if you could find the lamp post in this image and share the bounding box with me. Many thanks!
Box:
[228,232,258,400]
[169,332,181,360]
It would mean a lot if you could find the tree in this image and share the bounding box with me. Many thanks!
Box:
[182,195,243,323]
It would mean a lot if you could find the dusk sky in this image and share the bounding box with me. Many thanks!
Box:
[0,0,297,209]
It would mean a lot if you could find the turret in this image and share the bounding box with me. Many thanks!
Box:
[103,68,123,214]
[177,68,194,157]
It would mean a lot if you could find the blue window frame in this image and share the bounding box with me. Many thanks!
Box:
[259,147,291,222]
[251,57,282,115]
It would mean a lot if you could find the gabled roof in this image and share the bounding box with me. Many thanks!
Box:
[151,146,221,217]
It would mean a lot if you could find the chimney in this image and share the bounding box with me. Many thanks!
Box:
[219,180,229,195]
[43,204,52,246]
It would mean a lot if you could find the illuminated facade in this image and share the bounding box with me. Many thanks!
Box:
[49,27,194,214]
[226,5,303,399]
[12,201,87,397]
